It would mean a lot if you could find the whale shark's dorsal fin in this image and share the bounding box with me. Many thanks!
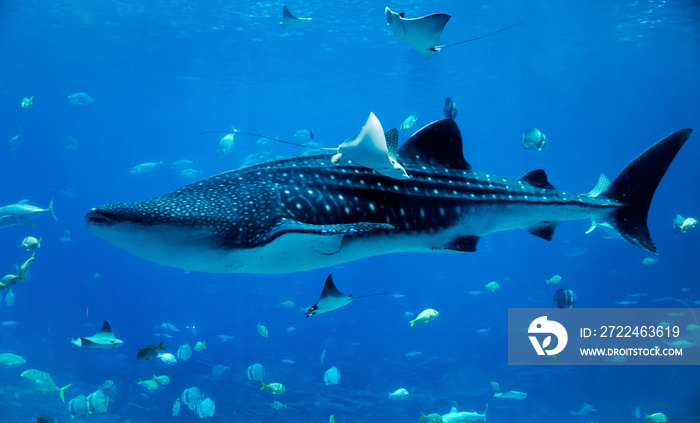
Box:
[398,119,471,170]
[305,274,354,317]
[520,169,555,190]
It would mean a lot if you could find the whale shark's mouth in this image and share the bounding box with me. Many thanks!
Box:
[85,208,116,226]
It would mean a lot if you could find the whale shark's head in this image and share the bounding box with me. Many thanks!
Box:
[85,194,242,270]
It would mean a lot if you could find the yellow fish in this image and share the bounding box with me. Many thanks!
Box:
[21,96,33,108]
[485,281,500,292]
[410,309,439,327]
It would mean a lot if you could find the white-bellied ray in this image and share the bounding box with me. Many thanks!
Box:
[304,274,386,317]
[385,7,524,60]
[71,321,124,349]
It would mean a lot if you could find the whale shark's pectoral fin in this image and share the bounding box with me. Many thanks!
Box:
[269,220,395,239]
[444,235,480,252]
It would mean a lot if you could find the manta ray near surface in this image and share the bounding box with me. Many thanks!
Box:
[86,119,692,274]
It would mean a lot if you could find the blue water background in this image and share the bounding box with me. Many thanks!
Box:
[1,0,699,422]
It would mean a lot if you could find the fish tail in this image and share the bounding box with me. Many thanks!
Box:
[601,128,692,254]
[410,319,416,328]
[59,383,72,402]
[420,412,426,420]
[644,413,650,420]
[260,381,266,391]
[484,403,488,421]
[48,198,57,221]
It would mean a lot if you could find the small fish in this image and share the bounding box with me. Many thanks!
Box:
[212,364,231,377]
[177,343,192,361]
[136,341,164,360]
[420,412,443,422]
[388,388,409,399]
[614,300,638,305]
[152,374,170,385]
[642,258,659,265]
[522,128,547,151]
[130,161,163,174]
[271,400,287,410]
[19,251,35,279]
[257,322,269,337]
[687,323,700,332]
[8,134,22,151]
[160,322,180,332]
[485,281,500,292]
[405,351,423,357]
[0,352,26,367]
[138,378,158,390]
[494,390,527,399]
[172,398,181,416]
[286,327,296,332]
[329,414,335,423]
[404,311,414,318]
[60,230,72,243]
[391,293,406,298]
[554,288,577,308]
[1,320,18,326]
[194,341,206,352]
[158,352,177,364]
[179,168,202,178]
[171,159,197,170]
[443,97,458,119]
[261,381,286,394]
[218,334,234,343]
[282,359,295,364]
[67,92,95,106]
[673,214,697,233]
[0,273,20,290]
[490,381,500,391]
[20,369,72,402]
[477,327,491,333]
[410,309,439,327]
[196,397,216,418]
[324,366,340,385]
[400,114,418,133]
[546,275,562,285]
[217,132,235,157]
[570,403,597,416]
[644,412,668,422]
[294,129,312,139]
[469,290,483,295]
[279,300,295,308]
[0,199,57,228]
[20,236,41,250]
[247,363,265,381]
[21,96,33,108]
[5,290,14,306]
[320,349,326,365]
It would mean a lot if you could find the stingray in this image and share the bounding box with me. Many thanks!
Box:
[281,6,312,29]
[201,113,409,180]
[71,321,124,349]
[385,7,524,60]
[304,274,385,317]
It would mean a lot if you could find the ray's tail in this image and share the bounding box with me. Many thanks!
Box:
[601,128,692,253]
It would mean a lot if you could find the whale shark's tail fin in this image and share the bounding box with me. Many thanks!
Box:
[602,128,692,254]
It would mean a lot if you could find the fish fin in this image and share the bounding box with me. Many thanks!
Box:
[18,199,29,204]
[398,119,471,170]
[98,321,114,336]
[444,235,480,252]
[519,170,554,190]
[158,341,165,350]
[585,218,598,234]
[268,220,395,241]
[59,384,72,402]
[385,128,399,160]
[601,128,692,254]
[526,221,559,241]
[586,173,610,197]
[48,198,57,220]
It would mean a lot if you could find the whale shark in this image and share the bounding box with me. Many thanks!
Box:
[85,119,692,274]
